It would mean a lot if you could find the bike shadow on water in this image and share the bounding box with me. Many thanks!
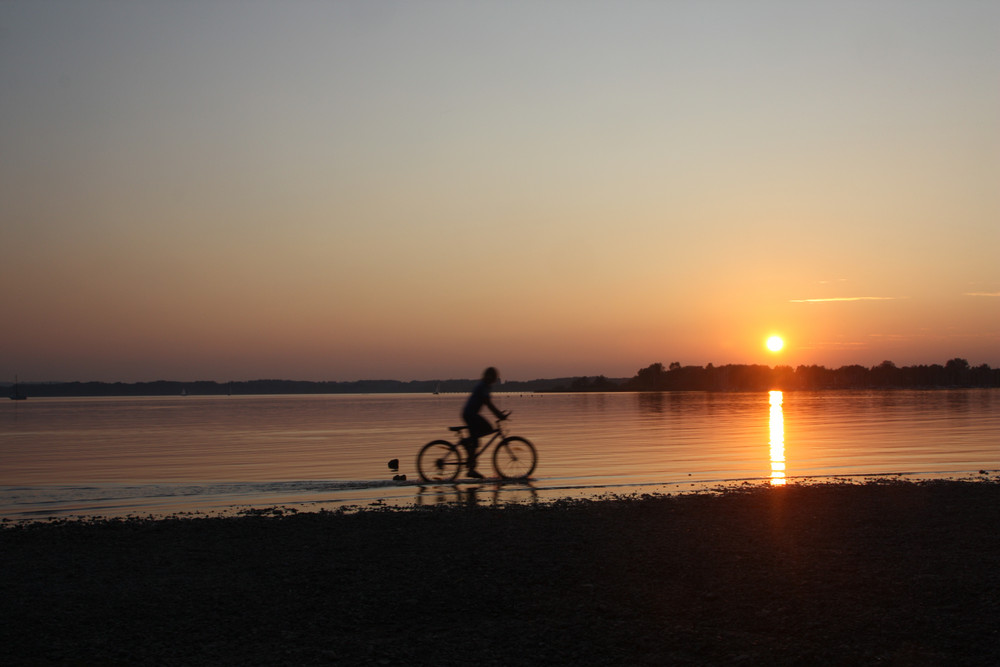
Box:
[414,480,538,508]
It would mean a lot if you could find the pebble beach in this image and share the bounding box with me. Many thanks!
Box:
[3,480,999,665]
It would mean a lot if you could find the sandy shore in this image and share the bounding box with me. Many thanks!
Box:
[2,480,999,665]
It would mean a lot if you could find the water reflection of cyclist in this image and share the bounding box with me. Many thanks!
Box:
[462,367,506,478]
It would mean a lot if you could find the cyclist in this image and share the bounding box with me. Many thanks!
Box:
[461,366,506,478]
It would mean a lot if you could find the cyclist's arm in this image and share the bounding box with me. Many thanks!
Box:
[485,395,505,420]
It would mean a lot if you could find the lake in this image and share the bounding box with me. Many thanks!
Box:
[2,389,998,520]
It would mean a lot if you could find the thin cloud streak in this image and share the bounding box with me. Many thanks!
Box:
[789,296,906,303]
[965,292,1000,297]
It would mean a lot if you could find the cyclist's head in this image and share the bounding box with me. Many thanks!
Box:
[482,367,499,383]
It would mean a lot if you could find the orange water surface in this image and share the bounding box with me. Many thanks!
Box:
[2,389,998,518]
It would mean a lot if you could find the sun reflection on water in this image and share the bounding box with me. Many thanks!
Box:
[769,390,786,485]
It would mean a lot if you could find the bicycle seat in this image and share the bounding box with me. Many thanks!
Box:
[448,426,465,432]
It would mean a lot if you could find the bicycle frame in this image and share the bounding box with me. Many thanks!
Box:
[417,412,537,482]
[454,418,508,463]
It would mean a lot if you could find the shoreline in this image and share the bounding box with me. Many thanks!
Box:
[5,470,996,525]
[3,479,999,664]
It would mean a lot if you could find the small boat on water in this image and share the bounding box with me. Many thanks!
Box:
[9,375,26,400]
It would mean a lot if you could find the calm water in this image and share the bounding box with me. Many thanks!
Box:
[1,390,998,519]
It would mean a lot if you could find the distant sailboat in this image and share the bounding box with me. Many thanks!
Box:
[434,382,441,395]
[9,375,26,400]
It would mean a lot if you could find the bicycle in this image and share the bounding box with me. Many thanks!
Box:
[416,412,537,482]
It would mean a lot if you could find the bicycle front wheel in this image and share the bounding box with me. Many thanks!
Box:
[492,436,537,480]
[417,440,462,483]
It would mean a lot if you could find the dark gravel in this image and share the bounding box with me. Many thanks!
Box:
[3,480,999,665]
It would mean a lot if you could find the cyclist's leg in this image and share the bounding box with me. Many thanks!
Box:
[463,414,491,473]
[462,435,477,462]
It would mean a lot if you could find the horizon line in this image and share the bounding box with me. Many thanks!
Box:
[7,357,997,386]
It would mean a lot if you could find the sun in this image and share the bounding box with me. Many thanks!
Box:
[766,335,784,352]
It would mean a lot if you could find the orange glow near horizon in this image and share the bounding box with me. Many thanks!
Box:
[2,4,998,384]
[769,390,786,485]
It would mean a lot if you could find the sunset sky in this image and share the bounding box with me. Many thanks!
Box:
[2,1,998,383]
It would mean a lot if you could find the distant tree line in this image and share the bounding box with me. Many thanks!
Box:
[6,377,578,398]
[556,358,1000,392]
[7,358,999,398]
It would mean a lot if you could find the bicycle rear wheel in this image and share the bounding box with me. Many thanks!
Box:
[492,436,537,480]
[417,440,462,483]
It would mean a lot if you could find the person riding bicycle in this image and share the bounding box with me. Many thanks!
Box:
[462,367,506,478]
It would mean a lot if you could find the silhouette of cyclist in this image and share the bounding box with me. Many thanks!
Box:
[461,367,506,478]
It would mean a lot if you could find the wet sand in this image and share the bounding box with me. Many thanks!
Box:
[2,480,999,665]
